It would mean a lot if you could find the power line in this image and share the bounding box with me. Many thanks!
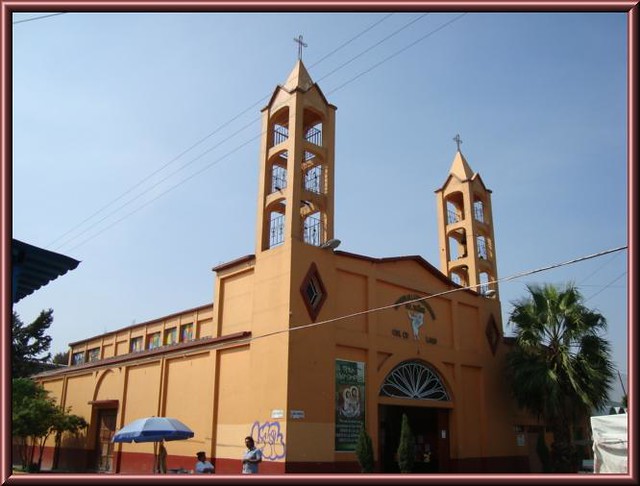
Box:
[316,13,429,84]
[308,13,394,70]
[13,13,66,24]
[65,131,262,252]
[51,14,462,252]
[47,96,266,249]
[46,14,397,250]
[585,272,627,303]
[578,251,622,286]
[200,246,629,345]
[327,13,468,95]
[54,116,260,251]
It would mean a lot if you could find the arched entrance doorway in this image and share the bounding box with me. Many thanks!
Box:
[378,360,452,473]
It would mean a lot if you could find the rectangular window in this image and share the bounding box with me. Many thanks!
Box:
[72,351,85,365]
[180,323,194,342]
[87,348,100,362]
[130,336,143,353]
[147,332,161,350]
[164,328,177,345]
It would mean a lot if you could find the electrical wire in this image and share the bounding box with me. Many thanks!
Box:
[13,13,65,24]
[315,13,429,84]
[585,272,628,303]
[52,14,466,253]
[185,246,629,345]
[308,13,394,70]
[46,14,397,250]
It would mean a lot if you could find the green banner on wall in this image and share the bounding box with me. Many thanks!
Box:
[335,359,365,451]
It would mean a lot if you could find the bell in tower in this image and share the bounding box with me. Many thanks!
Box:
[435,135,499,299]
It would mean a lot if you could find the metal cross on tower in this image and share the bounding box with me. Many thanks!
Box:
[453,134,463,151]
[293,35,308,60]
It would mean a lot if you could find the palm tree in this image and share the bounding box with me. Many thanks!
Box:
[506,283,614,472]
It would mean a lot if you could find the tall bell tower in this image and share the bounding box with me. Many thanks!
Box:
[255,57,337,254]
[435,136,499,299]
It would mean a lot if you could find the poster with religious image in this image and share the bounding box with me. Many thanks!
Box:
[335,359,365,451]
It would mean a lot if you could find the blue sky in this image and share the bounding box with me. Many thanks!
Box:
[12,12,628,390]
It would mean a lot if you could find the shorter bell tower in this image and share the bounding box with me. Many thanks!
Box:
[435,136,499,299]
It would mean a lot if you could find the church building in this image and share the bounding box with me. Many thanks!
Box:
[32,58,543,474]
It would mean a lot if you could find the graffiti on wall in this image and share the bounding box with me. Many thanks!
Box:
[250,420,286,460]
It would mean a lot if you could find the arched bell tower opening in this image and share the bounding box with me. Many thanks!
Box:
[255,60,336,254]
[435,138,500,299]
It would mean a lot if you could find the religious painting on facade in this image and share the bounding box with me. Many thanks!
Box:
[335,359,365,451]
[394,294,436,340]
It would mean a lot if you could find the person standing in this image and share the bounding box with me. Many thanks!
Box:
[157,441,168,474]
[195,451,214,473]
[242,436,262,474]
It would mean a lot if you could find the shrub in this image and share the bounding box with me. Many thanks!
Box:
[396,414,415,473]
[355,426,374,472]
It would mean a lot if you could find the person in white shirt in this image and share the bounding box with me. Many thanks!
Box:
[242,436,262,474]
[195,451,214,474]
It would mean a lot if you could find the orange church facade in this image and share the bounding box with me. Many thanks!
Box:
[32,60,543,474]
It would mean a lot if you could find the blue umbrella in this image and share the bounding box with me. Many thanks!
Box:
[112,416,194,443]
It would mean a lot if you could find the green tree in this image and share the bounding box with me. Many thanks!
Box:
[396,413,415,473]
[12,378,87,472]
[12,378,57,470]
[51,409,88,470]
[506,283,614,473]
[12,310,54,377]
[52,350,70,366]
[355,425,374,472]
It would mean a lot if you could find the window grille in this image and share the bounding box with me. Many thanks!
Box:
[380,361,450,401]
[271,165,287,193]
[305,126,322,146]
[304,166,323,194]
[273,125,288,146]
[474,201,484,222]
[269,214,285,248]
[477,236,488,260]
[303,214,323,246]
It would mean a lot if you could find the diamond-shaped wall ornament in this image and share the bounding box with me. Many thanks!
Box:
[300,263,327,321]
[485,314,500,355]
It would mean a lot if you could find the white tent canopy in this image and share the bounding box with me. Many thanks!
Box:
[591,413,628,474]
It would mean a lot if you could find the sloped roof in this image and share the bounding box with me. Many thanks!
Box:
[12,239,80,304]
[264,59,335,111]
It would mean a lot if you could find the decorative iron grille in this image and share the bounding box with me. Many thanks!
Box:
[303,214,323,246]
[379,361,450,401]
[273,125,288,146]
[270,214,285,248]
[305,126,322,146]
[304,166,323,194]
[477,236,488,260]
[473,201,484,222]
[447,209,461,224]
[271,165,287,193]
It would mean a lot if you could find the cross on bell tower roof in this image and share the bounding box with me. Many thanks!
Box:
[453,133,463,152]
[293,34,308,60]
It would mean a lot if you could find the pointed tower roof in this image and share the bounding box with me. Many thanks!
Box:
[449,150,475,181]
[264,59,334,111]
[283,59,314,91]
